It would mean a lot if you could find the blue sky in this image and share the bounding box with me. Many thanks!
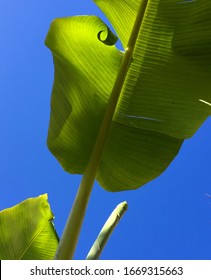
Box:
[1,0,211,260]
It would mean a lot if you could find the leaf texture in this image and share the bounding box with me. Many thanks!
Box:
[45,0,211,191]
[0,194,59,260]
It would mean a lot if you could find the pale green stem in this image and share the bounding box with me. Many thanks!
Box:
[54,0,149,260]
[86,201,128,260]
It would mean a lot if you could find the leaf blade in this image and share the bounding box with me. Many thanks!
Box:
[0,194,59,260]
[45,0,211,191]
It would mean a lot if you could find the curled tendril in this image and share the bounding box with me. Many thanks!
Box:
[97,26,118,46]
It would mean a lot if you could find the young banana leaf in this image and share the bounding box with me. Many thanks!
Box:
[0,194,59,260]
[45,0,211,192]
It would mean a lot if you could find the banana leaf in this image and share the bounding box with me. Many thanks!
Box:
[45,0,211,191]
[0,194,59,259]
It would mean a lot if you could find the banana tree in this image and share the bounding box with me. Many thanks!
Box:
[0,0,210,259]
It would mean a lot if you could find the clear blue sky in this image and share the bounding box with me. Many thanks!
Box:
[1,0,211,260]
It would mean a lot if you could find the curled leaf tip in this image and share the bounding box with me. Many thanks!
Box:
[97,26,118,46]
[115,201,128,219]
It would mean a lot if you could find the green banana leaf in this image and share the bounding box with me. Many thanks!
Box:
[45,0,211,192]
[0,194,59,259]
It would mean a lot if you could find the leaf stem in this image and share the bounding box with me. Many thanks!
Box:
[86,201,128,260]
[54,0,149,260]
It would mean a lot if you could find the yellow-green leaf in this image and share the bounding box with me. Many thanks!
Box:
[45,0,211,191]
[0,194,59,260]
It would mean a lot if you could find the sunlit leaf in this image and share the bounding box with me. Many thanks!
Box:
[0,194,59,259]
[45,0,211,191]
